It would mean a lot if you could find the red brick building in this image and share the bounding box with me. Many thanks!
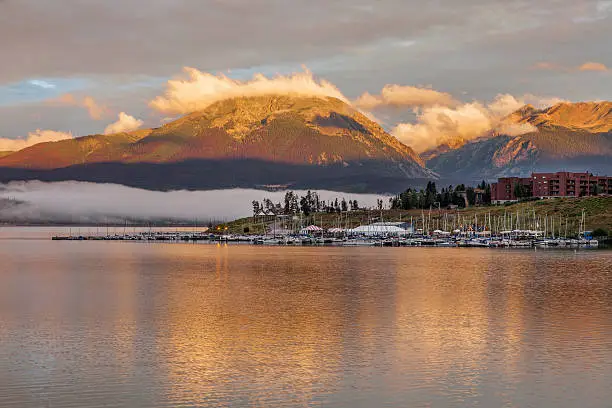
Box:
[491,172,612,203]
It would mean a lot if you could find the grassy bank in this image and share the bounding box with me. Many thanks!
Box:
[222,196,612,236]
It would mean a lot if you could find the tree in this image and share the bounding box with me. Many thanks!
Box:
[290,195,299,214]
[513,183,525,200]
[300,196,311,216]
[483,183,491,204]
[466,187,476,206]
[341,198,348,212]
[264,198,275,214]
[593,184,601,196]
[252,200,261,216]
[283,191,294,214]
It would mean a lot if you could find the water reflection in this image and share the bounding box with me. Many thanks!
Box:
[0,236,611,407]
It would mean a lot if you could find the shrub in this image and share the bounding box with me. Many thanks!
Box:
[592,228,608,237]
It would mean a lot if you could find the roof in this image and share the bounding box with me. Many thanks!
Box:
[349,225,408,234]
[300,225,323,232]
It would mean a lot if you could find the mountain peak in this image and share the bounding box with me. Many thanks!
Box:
[507,101,612,133]
[0,94,433,192]
[171,95,356,140]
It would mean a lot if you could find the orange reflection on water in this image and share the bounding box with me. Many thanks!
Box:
[1,241,611,407]
[159,246,351,406]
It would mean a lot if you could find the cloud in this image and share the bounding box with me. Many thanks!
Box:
[0,129,73,152]
[520,94,567,108]
[578,62,609,72]
[53,93,108,119]
[390,94,555,153]
[0,0,472,84]
[496,122,539,136]
[28,79,56,89]
[531,61,564,71]
[104,112,144,134]
[150,67,347,114]
[391,102,494,153]
[82,96,107,120]
[531,61,609,72]
[0,181,386,223]
[354,85,456,110]
[1,1,611,141]
[55,93,77,104]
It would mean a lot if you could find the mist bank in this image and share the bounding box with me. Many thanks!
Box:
[0,181,386,225]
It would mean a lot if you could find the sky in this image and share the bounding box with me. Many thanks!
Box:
[0,0,610,146]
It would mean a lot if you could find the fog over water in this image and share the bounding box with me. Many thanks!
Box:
[0,181,386,224]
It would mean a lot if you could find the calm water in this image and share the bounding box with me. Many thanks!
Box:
[1,227,611,407]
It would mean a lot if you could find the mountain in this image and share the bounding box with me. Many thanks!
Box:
[427,101,612,182]
[0,95,433,193]
[506,101,612,132]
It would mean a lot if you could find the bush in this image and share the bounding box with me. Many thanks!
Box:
[592,228,608,237]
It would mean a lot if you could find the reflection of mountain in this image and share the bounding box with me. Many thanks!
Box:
[427,102,612,181]
[0,96,434,193]
[159,245,351,404]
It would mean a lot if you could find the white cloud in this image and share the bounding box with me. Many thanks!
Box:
[390,94,557,153]
[28,79,56,89]
[354,85,456,110]
[391,102,494,153]
[150,67,347,114]
[104,112,144,134]
[0,129,73,152]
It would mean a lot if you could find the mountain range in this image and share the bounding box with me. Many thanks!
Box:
[0,96,433,193]
[0,98,610,192]
[427,101,612,182]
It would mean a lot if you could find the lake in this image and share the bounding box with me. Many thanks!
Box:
[1,227,611,407]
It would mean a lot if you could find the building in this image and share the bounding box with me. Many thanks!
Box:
[490,177,533,203]
[491,171,612,204]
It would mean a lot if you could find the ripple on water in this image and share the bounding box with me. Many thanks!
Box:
[0,238,611,407]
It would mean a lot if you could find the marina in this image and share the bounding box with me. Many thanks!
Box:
[50,208,605,248]
[51,229,602,248]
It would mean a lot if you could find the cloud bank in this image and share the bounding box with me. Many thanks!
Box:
[150,67,347,114]
[0,181,385,224]
[0,130,73,152]
[104,112,144,134]
[390,94,557,153]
